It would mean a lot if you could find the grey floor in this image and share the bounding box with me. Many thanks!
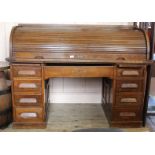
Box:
[146,96,155,131]
[147,96,155,113]
[146,116,155,132]
[1,104,149,132]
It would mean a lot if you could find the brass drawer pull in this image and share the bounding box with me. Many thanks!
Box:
[18,70,36,76]
[120,112,136,117]
[20,112,37,118]
[72,69,87,74]
[77,55,84,59]
[19,98,37,103]
[120,98,137,103]
[116,57,126,61]
[122,70,139,76]
[121,83,138,89]
[69,55,84,59]
[35,56,44,59]
[69,55,75,59]
[19,83,37,88]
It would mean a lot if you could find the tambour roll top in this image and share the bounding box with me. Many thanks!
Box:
[10,24,149,63]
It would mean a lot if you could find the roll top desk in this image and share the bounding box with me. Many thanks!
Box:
[9,24,151,128]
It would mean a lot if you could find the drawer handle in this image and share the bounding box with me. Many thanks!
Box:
[116,57,126,61]
[19,98,37,103]
[19,83,38,88]
[120,98,137,103]
[35,56,44,59]
[77,55,84,59]
[18,70,36,76]
[69,55,84,59]
[122,70,139,76]
[120,112,136,117]
[121,83,138,89]
[20,112,37,118]
[72,69,87,74]
[69,55,75,59]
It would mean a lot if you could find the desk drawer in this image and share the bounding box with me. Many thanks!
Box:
[117,67,144,77]
[13,79,42,93]
[115,92,143,106]
[12,65,41,77]
[112,107,142,122]
[14,107,44,123]
[44,66,114,79]
[116,79,143,92]
[14,94,42,106]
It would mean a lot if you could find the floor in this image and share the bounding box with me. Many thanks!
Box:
[147,96,155,114]
[1,104,150,132]
[146,95,155,131]
[146,116,155,131]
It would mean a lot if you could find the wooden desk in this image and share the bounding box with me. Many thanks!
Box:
[9,24,151,128]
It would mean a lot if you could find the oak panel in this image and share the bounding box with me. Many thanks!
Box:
[14,94,42,106]
[116,79,144,92]
[13,79,42,93]
[14,107,44,123]
[12,65,41,77]
[115,92,144,106]
[117,67,144,77]
[44,66,114,79]
[112,107,142,122]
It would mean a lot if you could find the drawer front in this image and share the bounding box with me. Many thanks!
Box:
[13,79,42,93]
[44,66,114,79]
[117,67,144,77]
[12,65,41,77]
[14,107,44,123]
[14,94,42,106]
[14,51,146,62]
[115,92,143,106]
[116,80,143,92]
[112,107,142,122]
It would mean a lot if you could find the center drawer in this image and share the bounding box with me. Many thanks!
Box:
[13,79,42,93]
[44,66,114,79]
[14,107,44,123]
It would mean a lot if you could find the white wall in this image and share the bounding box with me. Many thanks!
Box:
[0,22,132,104]
[0,23,17,61]
[49,78,102,103]
[0,23,6,61]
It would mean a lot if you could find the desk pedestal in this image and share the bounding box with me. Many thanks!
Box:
[11,64,147,128]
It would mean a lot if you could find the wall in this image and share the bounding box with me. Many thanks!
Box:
[150,78,155,96]
[0,23,7,61]
[0,22,135,104]
[0,23,17,61]
[49,78,102,103]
